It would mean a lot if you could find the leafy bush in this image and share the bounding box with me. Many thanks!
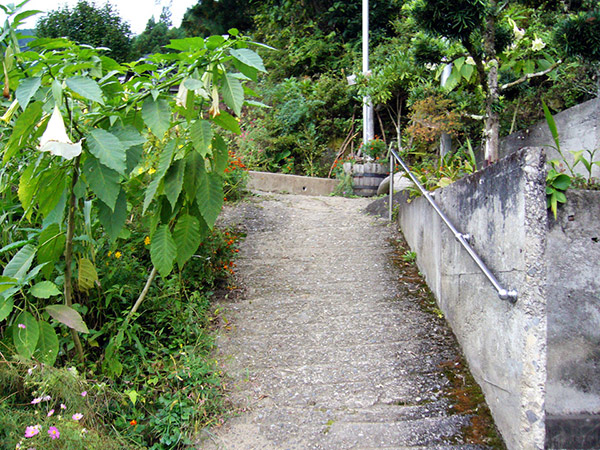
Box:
[233,74,357,177]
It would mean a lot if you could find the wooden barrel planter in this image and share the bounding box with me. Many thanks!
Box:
[343,162,388,197]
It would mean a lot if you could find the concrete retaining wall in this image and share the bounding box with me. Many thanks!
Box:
[247,171,338,196]
[392,146,600,449]
[499,98,600,178]
[545,190,600,449]
[396,148,548,450]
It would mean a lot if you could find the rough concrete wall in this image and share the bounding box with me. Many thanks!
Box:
[546,190,600,417]
[499,98,600,178]
[247,171,338,196]
[396,148,548,450]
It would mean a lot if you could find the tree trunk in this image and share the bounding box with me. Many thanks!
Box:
[64,155,85,363]
[484,63,500,164]
[483,0,499,165]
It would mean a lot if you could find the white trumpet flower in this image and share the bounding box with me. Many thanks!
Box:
[39,106,82,160]
[531,37,546,51]
[176,82,188,107]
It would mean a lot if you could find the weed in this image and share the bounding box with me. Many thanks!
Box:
[401,250,417,263]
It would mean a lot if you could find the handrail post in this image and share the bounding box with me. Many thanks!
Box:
[389,146,394,221]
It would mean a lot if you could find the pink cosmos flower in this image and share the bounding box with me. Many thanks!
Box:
[47,409,55,417]
[18,323,26,329]
[24,425,40,438]
[48,426,60,440]
[30,398,41,405]
[60,403,67,410]
[72,413,83,421]
[81,391,87,397]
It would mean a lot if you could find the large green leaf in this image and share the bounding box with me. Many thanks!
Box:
[190,119,213,157]
[37,223,65,278]
[33,320,59,366]
[173,214,204,267]
[16,77,42,110]
[142,97,170,138]
[4,101,43,163]
[183,150,205,202]
[0,276,17,294]
[83,155,121,211]
[0,296,14,322]
[78,258,98,292]
[43,190,67,226]
[143,140,176,213]
[233,59,258,82]
[66,76,105,105]
[46,305,89,333]
[13,311,39,359]
[212,134,229,174]
[150,225,177,278]
[164,159,185,209]
[112,125,146,173]
[18,162,39,219]
[3,244,36,279]
[126,144,144,173]
[37,169,67,218]
[206,35,226,50]
[196,171,224,229]
[211,111,241,135]
[87,129,127,175]
[221,74,244,116]
[230,48,266,73]
[30,281,61,299]
[165,37,206,52]
[111,125,146,149]
[97,189,127,242]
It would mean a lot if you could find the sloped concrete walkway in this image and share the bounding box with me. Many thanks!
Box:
[202,193,494,450]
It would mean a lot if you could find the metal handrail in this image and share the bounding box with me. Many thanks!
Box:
[388,146,518,303]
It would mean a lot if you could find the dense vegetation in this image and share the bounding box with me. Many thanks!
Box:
[2,0,599,448]
[234,0,598,177]
[1,1,261,448]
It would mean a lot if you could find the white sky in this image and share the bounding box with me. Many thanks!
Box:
[12,0,199,35]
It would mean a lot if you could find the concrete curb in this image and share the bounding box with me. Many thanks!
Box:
[247,171,339,196]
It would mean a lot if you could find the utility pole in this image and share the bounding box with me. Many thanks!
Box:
[440,63,453,158]
[362,0,374,145]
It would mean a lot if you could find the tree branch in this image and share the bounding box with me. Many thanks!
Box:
[500,60,561,91]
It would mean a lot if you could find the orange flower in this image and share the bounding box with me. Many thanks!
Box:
[130,419,137,426]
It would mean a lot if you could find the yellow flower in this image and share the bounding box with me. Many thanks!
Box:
[144,236,151,245]
[114,251,122,259]
[108,251,112,257]
[148,168,156,175]
[138,167,144,174]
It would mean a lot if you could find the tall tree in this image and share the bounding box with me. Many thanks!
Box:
[411,0,569,164]
[132,7,186,58]
[412,0,507,164]
[181,0,256,37]
[36,0,133,62]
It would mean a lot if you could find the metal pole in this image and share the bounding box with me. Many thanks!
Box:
[440,63,453,158]
[389,147,394,221]
[362,0,374,145]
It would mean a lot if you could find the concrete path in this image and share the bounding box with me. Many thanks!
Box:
[201,193,494,450]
